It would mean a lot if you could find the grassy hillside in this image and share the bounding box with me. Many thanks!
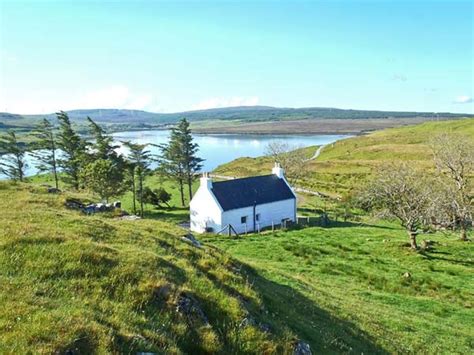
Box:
[214,118,474,195]
[206,224,474,354]
[1,106,471,135]
[1,182,314,354]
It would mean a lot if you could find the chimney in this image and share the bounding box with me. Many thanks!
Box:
[200,172,213,189]
[272,162,285,179]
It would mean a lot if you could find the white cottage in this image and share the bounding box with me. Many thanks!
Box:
[190,163,296,234]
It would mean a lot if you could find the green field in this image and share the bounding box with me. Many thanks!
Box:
[0,182,306,354]
[1,118,473,353]
[205,224,474,353]
[214,118,474,196]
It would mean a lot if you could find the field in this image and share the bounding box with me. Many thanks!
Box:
[0,182,307,354]
[206,223,474,353]
[1,118,473,353]
[214,118,474,196]
[192,117,444,135]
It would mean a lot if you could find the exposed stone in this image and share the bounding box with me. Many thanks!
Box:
[181,233,202,248]
[154,283,173,301]
[65,198,84,210]
[117,215,141,221]
[258,322,272,333]
[239,316,257,328]
[176,293,209,325]
[47,187,61,194]
[294,340,312,355]
[403,272,412,278]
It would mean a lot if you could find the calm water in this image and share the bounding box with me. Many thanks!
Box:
[2,130,349,177]
[112,130,349,172]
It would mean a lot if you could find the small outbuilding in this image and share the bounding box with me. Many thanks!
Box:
[190,163,296,234]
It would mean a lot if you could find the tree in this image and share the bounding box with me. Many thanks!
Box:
[431,133,474,240]
[176,118,203,200]
[142,186,171,209]
[124,161,138,215]
[86,117,120,161]
[123,141,151,217]
[56,111,87,189]
[81,159,126,202]
[160,118,203,206]
[358,163,435,249]
[30,118,59,189]
[265,141,308,184]
[159,131,186,206]
[0,131,27,182]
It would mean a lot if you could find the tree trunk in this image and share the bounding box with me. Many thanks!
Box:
[187,175,193,201]
[139,174,144,217]
[179,179,185,207]
[131,171,137,215]
[52,150,59,190]
[408,230,418,250]
[53,167,59,189]
[460,225,468,241]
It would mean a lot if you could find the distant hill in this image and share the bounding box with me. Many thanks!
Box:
[1,106,471,130]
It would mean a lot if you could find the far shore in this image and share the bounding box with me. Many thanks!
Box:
[191,117,461,135]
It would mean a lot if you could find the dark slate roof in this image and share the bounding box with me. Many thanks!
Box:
[211,174,295,211]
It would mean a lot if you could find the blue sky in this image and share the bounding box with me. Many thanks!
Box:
[0,0,472,114]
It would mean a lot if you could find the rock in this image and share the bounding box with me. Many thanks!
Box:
[239,316,257,328]
[47,187,61,194]
[154,283,173,301]
[65,198,84,210]
[176,293,209,325]
[403,272,411,278]
[181,233,202,248]
[113,201,121,208]
[258,322,272,333]
[294,340,312,355]
[84,204,97,215]
[117,215,141,221]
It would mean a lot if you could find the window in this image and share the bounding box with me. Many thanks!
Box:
[256,213,260,221]
[241,216,247,224]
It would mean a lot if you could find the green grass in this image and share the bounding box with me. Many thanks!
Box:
[214,118,474,196]
[3,118,474,353]
[0,182,308,354]
[205,223,474,354]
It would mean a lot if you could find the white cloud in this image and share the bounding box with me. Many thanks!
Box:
[191,96,260,110]
[453,95,473,104]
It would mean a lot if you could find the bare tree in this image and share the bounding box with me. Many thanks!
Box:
[358,163,435,249]
[431,133,473,241]
[265,141,308,184]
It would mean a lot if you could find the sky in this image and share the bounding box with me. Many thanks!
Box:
[0,0,472,114]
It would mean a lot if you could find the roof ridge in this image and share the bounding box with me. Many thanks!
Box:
[213,174,275,185]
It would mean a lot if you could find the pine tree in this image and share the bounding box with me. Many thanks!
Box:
[123,141,151,217]
[159,132,186,206]
[31,118,59,189]
[0,131,27,181]
[159,118,203,206]
[56,111,87,189]
[177,118,203,200]
[86,117,119,161]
